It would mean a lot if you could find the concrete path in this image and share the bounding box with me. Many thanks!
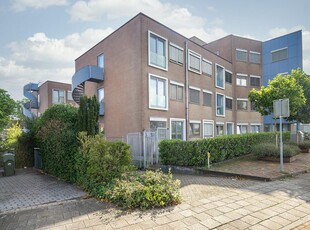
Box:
[1,169,310,229]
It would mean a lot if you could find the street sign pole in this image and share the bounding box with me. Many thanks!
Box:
[279,115,284,172]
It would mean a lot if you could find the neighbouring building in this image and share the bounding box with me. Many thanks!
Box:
[71,13,302,140]
[23,80,76,118]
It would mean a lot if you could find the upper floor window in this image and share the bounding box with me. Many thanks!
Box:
[67,91,73,101]
[236,74,247,86]
[97,53,104,68]
[170,81,183,102]
[250,75,261,87]
[225,71,232,84]
[271,47,288,63]
[202,59,212,76]
[148,74,168,110]
[249,51,261,64]
[52,89,65,104]
[203,90,212,107]
[226,96,233,110]
[169,43,183,65]
[216,64,225,89]
[237,99,248,111]
[98,88,104,115]
[216,93,225,116]
[189,87,200,104]
[188,50,201,73]
[149,31,167,70]
[236,49,247,62]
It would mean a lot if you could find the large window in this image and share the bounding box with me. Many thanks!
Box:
[216,93,225,116]
[203,120,214,138]
[52,89,65,104]
[188,50,201,73]
[189,87,200,104]
[249,51,261,64]
[251,124,261,133]
[237,124,248,134]
[236,49,247,62]
[236,74,247,86]
[98,88,104,115]
[190,121,201,139]
[225,71,232,84]
[97,53,104,68]
[149,31,167,70]
[216,64,224,88]
[170,119,185,140]
[170,82,183,102]
[67,91,73,101]
[237,99,248,111]
[216,123,224,136]
[202,59,212,76]
[226,123,234,135]
[203,90,212,107]
[250,76,260,87]
[271,47,288,63]
[169,43,183,65]
[150,117,167,131]
[226,97,232,110]
[149,74,168,110]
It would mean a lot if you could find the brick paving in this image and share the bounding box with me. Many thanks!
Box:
[1,168,310,229]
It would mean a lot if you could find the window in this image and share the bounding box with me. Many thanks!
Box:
[170,82,183,102]
[236,49,247,62]
[188,50,201,73]
[226,97,232,110]
[216,93,225,116]
[226,123,233,135]
[216,123,224,136]
[97,53,104,68]
[170,119,185,140]
[271,47,288,63]
[67,91,73,101]
[250,101,255,111]
[149,31,167,70]
[225,71,232,84]
[150,117,167,131]
[203,90,212,107]
[251,124,261,133]
[237,99,248,111]
[202,59,212,75]
[189,87,200,104]
[52,89,65,104]
[236,74,247,86]
[216,64,224,88]
[203,120,214,138]
[190,121,201,139]
[98,88,104,115]
[149,74,168,110]
[237,124,248,134]
[249,51,261,64]
[250,76,260,87]
[169,43,183,65]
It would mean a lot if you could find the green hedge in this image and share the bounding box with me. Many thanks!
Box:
[159,132,290,167]
[252,143,300,158]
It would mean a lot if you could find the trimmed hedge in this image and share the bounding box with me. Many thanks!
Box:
[252,143,301,158]
[159,132,290,167]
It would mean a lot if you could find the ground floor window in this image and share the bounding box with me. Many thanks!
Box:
[170,119,185,140]
[203,120,214,138]
[216,123,224,136]
[190,121,201,139]
[237,124,248,134]
[226,123,233,135]
[250,124,261,133]
[150,120,166,131]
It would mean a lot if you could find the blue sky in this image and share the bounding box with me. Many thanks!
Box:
[1,0,309,100]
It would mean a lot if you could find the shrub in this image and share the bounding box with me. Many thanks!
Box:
[298,141,310,150]
[15,131,35,168]
[252,143,300,158]
[159,132,290,167]
[105,170,181,209]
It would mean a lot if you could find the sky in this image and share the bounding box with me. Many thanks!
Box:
[1,0,310,101]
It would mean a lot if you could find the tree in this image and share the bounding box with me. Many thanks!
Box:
[3,122,22,150]
[0,89,16,131]
[78,96,99,136]
[248,69,306,123]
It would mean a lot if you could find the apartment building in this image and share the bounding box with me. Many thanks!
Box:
[23,81,76,118]
[71,13,302,140]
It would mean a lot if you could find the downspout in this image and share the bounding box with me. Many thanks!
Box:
[185,41,189,141]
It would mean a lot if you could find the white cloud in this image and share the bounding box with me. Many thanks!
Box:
[12,0,69,11]
[269,26,310,74]
[0,28,114,100]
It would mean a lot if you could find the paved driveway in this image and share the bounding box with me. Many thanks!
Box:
[0,169,86,213]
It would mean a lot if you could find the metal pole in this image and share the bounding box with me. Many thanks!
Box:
[280,115,284,172]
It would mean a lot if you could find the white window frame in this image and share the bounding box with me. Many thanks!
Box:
[216,92,225,117]
[148,73,168,111]
[169,42,184,65]
[189,120,201,138]
[148,30,168,71]
[97,53,104,68]
[215,122,225,136]
[236,73,247,86]
[237,98,248,111]
[237,123,248,134]
[170,118,186,140]
[203,120,214,138]
[188,49,202,74]
[215,63,225,89]
[250,123,262,133]
[52,89,65,104]
[236,48,248,62]
[202,58,212,76]
[226,122,234,135]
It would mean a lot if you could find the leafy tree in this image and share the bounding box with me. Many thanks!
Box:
[78,96,99,136]
[249,69,306,123]
[0,89,16,131]
[3,122,22,150]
